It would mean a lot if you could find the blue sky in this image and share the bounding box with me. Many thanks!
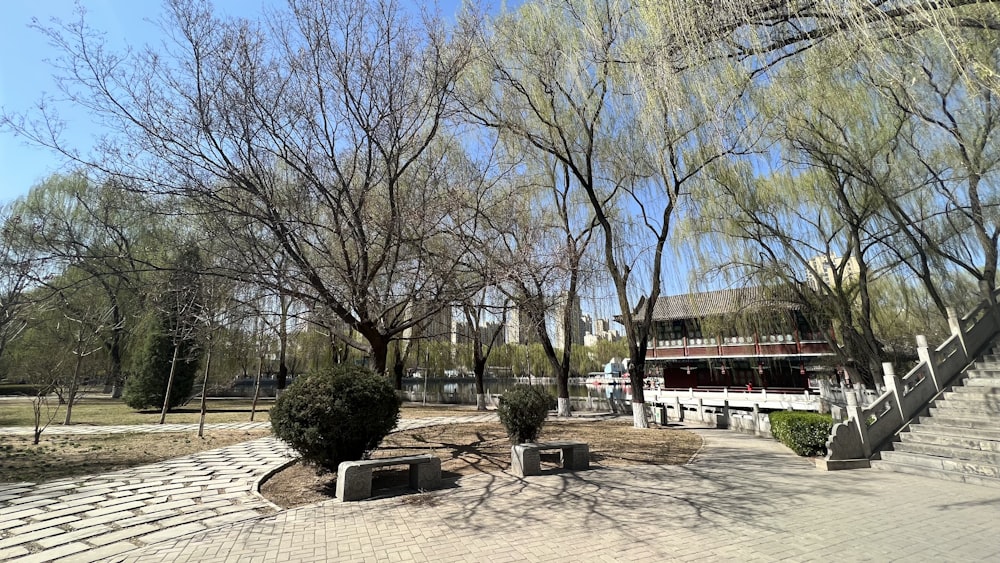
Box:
[0,1,273,203]
[0,0,470,205]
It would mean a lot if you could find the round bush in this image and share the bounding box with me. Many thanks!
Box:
[497,385,554,444]
[270,365,401,471]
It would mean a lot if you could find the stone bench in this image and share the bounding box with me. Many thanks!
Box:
[511,441,590,477]
[336,454,442,501]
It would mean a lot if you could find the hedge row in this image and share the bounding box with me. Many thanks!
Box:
[768,411,834,456]
[0,384,46,396]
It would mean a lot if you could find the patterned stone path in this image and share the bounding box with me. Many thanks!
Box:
[0,414,497,562]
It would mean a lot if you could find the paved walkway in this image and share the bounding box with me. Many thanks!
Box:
[117,429,1000,563]
[0,415,497,562]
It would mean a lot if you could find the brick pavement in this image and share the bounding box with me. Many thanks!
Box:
[114,428,1000,563]
[1,414,496,562]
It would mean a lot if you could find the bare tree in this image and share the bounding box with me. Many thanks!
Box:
[59,299,117,425]
[6,0,476,379]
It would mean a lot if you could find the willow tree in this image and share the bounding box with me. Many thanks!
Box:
[5,0,476,378]
[496,158,597,417]
[864,31,1000,305]
[685,15,1000,384]
[0,204,35,363]
[687,56,900,386]
[461,0,743,427]
[11,174,156,397]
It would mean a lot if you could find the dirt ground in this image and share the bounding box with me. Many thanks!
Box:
[261,418,703,508]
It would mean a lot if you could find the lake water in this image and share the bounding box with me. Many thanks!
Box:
[400,377,630,405]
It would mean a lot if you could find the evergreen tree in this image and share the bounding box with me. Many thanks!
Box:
[123,245,203,411]
[122,315,200,410]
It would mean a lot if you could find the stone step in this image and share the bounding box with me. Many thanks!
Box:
[963,377,1000,387]
[877,450,1000,478]
[870,459,1000,488]
[909,421,1000,441]
[949,385,1000,395]
[968,365,1000,375]
[893,439,1000,464]
[940,391,1000,403]
[928,405,1000,418]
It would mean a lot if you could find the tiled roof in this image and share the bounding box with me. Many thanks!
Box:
[646,287,802,321]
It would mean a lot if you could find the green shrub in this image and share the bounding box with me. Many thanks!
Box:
[769,411,834,456]
[497,385,554,444]
[270,365,400,471]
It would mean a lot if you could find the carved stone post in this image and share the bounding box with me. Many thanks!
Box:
[947,307,967,362]
[845,389,871,458]
[915,335,941,392]
[882,362,905,421]
[818,378,832,414]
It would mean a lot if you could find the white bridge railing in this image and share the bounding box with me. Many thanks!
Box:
[819,292,1000,470]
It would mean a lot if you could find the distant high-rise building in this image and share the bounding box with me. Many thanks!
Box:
[584,317,622,345]
[579,314,593,343]
[403,302,453,342]
[450,319,503,347]
[806,255,861,290]
[504,308,538,345]
[554,293,583,348]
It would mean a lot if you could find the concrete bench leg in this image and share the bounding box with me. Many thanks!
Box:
[511,445,541,477]
[561,445,590,470]
[337,463,373,501]
[410,457,442,490]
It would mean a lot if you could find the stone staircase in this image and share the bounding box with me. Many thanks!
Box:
[872,352,1000,487]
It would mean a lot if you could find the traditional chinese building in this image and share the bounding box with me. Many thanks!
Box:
[639,287,836,390]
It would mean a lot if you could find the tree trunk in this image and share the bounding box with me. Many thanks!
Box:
[109,302,125,398]
[393,355,406,391]
[277,296,289,390]
[250,354,263,422]
[556,374,571,417]
[474,356,488,411]
[367,336,392,387]
[277,361,288,392]
[630,355,649,428]
[33,408,43,444]
[63,352,84,426]
[158,342,183,424]
[198,344,213,438]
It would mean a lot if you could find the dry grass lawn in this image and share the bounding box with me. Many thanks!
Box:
[0,397,272,427]
[0,430,271,484]
[261,418,703,508]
